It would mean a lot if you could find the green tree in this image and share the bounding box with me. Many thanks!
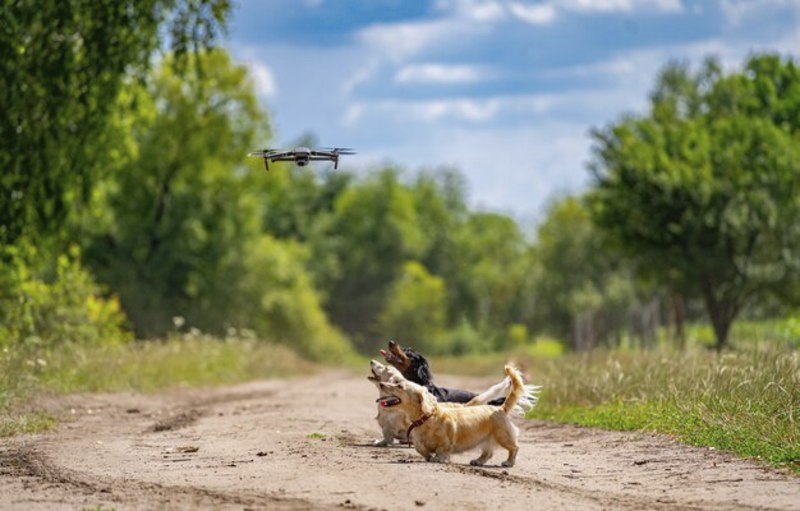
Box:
[590,54,800,350]
[233,235,352,361]
[88,49,264,335]
[0,0,230,246]
[450,212,532,337]
[377,261,446,353]
[315,169,426,347]
[532,196,638,348]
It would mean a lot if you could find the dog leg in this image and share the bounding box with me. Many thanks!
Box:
[430,452,451,463]
[501,447,519,467]
[501,446,518,467]
[495,421,519,468]
[470,443,494,466]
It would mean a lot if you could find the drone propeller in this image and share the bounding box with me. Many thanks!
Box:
[248,150,277,157]
[322,147,356,155]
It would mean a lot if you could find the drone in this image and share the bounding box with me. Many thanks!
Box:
[247,147,355,171]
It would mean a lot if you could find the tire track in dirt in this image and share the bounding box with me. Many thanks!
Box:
[1,371,798,511]
[0,446,346,510]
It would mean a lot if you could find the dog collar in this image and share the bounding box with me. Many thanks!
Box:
[406,413,432,445]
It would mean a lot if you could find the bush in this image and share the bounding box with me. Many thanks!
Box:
[377,261,446,353]
[0,242,130,349]
[233,235,354,362]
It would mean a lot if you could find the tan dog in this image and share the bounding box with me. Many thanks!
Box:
[367,360,526,446]
[379,365,524,467]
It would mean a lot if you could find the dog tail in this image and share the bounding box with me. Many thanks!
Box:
[502,365,525,414]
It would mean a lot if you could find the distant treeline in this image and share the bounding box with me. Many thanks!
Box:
[2,2,799,357]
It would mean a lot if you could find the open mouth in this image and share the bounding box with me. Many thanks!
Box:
[376,396,401,407]
[367,364,381,382]
[381,348,403,365]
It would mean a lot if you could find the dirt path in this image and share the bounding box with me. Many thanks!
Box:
[1,370,798,511]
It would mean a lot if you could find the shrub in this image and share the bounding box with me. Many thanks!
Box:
[0,242,130,349]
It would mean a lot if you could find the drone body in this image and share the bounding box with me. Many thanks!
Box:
[247,147,355,171]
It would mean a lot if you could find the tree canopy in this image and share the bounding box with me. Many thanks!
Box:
[0,0,230,245]
[590,54,800,350]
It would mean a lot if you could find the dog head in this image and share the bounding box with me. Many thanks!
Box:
[378,378,435,417]
[381,340,433,386]
[368,360,405,409]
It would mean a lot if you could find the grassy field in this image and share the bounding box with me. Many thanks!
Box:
[432,339,800,475]
[0,332,318,437]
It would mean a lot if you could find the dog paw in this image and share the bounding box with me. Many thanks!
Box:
[373,439,389,447]
[501,460,515,468]
[469,459,485,466]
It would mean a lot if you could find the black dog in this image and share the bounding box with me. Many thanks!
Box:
[381,340,505,405]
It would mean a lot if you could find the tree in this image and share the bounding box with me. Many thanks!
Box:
[313,169,427,348]
[377,261,447,354]
[449,212,532,336]
[532,196,639,349]
[87,49,264,335]
[0,0,230,245]
[589,54,800,350]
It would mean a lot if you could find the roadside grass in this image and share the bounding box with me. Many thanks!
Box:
[432,341,799,475]
[529,349,799,474]
[0,332,318,437]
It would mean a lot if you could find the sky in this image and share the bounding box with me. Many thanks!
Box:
[226,0,800,224]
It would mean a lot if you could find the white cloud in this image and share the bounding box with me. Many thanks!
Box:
[509,2,557,24]
[246,61,278,97]
[341,88,644,127]
[558,0,683,13]
[718,0,797,27]
[341,59,380,95]
[395,63,488,84]
[358,19,474,62]
[407,123,593,221]
[510,0,682,25]
[436,0,507,21]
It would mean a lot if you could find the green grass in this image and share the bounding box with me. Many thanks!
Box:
[432,344,800,474]
[0,332,317,437]
[532,349,800,473]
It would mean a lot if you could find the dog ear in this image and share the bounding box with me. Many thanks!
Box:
[415,360,433,384]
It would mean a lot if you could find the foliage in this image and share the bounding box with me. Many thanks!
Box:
[81,49,352,361]
[529,348,800,473]
[590,54,800,350]
[0,0,231,245]
[378,261,447,353]
[532,197,640,346]
[232,235,353,361]
[314,169,427,348]
[0,241,130,349]
[449,212,533,334]
[86,49,265,336]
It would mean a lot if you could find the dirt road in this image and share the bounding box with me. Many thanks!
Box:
[1,370,798,510]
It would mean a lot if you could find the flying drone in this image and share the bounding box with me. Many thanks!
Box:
[247,147,355,171]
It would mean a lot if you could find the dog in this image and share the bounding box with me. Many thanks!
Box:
[379,365,525,467]
[367,360,523,446]
[381,340,540,409]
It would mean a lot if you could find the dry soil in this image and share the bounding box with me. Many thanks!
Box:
[1,370,798,510]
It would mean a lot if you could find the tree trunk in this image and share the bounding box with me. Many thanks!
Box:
[671,294,686,350]
[703,289,738,352]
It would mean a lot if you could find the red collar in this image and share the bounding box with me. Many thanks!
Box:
[406,412,432,445]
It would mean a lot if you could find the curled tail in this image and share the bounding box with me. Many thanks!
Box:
[502,365,525,414]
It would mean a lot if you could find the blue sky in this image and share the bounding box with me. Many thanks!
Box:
[226,0,800,223]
